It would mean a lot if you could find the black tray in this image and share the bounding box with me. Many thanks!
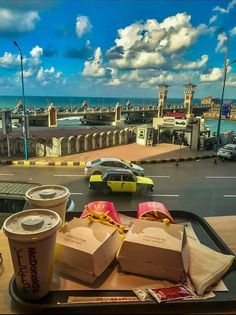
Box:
[9,210,236,314]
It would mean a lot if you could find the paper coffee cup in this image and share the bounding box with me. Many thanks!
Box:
[3,209,61,299]
[25,185,70,225]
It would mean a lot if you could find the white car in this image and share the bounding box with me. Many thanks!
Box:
[217,144,236,160]
[84,157,145,177]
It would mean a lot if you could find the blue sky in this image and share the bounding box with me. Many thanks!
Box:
[0,0,236,99]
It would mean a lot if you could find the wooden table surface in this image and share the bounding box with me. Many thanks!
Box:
[0,215,236,314]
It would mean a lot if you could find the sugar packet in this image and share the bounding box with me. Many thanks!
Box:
[133,288,153,301]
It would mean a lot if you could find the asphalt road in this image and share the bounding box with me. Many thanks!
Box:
[0,158,235,217]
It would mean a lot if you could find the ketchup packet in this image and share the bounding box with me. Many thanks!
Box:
[148,285,195,303]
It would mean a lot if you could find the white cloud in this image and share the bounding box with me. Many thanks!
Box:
[36,66,63,85]
[108,13,207,70]
[0,52,19,69]
[76,15,92,38]
[112,51,166,69]
[120,70,143,82]
[200,68,223,82]
[174,55,209,70]
[82,47,107,77]
[0,8,39,34]
[228,0,236,11]
[30,45,43,66]
[226,75,236,86]
[106,78,121,86]
[115,22,143,50]
[209,15,218,24]
[23,69,34,78]
[145,73,174,86]
[213,0,236,14]
[230,26,236,36]
[215,33,227,52]
[167,24,206,53]
[213,6,228,14]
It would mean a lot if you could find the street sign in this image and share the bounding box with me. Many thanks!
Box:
[222,100,232,119]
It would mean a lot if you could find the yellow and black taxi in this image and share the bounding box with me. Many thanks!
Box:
[89,169,154,194]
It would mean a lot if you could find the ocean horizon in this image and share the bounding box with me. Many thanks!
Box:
[1,95,236,111]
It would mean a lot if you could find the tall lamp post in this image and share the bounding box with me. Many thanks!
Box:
[216,36,236,152]
[13,40,28,160]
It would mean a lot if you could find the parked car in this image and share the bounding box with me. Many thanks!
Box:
[89,169,154,194]
[84,157,145,177]
[217,144,236,160]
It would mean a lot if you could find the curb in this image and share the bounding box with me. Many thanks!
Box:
[133,154,217,164]
[0,154,217,167]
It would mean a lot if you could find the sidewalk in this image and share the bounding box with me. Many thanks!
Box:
[1,143,216,166]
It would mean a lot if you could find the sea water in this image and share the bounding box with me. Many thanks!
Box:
[204,119,236,135]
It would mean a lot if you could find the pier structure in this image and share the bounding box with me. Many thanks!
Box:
[183,83,197,115]
[7,103,214,128]
[158,84,169,118]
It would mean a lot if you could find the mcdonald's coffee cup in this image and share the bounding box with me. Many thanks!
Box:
[3,209,61,299]
[25,185,70,225]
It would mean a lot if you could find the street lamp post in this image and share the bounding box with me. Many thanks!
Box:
[13,41,28,160]
[215,36,236,152]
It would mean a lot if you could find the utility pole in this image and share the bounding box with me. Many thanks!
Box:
[215,36,229,152]
[13,41,29,160]
[215,36,236,152]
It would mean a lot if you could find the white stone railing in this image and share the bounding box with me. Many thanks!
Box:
[0,127,137,158]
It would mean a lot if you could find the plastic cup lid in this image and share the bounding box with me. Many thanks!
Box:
[3,209,61,241]
[26,185,69,201]
[21,216,44,231]
[39,189,57,199]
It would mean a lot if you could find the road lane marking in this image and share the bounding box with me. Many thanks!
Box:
[53,174,85,177]
[148,176,170,178]
[0,173,14,176]
[149,194,179,197]
[206,176,236,179]
[224,195,236,197]
[70,192,84,195]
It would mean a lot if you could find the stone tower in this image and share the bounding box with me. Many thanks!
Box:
[158,84,169,118]
[183,83,197,115]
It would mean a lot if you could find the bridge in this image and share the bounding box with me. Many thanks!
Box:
[9,104,212,127]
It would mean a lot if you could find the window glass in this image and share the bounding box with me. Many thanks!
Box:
[91,159,101,165]
[122,175,134,181]
[114,161,125,168]
[101,161,114,166]
[108,175,121,181]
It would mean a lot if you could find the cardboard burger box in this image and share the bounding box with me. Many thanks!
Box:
[55,218,122,284]
[117,219,189,282]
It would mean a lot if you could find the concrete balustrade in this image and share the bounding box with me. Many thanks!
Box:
[113,130,120,146]
[37,137,47,156]
[106,131,113,147]
[119,129,125,145]
[0,127,136,158]
[76,135,84,153]
[68,136,76,154]
[99,132,106,149]
[84,134,93,152]
[59,137,68,156]
[92,133,99,150]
